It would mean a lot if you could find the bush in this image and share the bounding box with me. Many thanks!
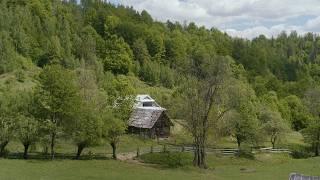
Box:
[289,145,313,159]
[290,150,313,159]
[236,149,255,160]
[140,152,190,168]
[0,149,10,158]
[15,70,25,82]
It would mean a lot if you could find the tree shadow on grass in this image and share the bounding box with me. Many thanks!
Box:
[3,152,111,161]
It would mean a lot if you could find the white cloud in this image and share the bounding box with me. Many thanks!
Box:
[305,16,320,31]
[118,0,320,39]
[225,25,301,39]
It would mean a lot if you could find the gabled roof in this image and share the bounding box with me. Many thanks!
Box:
[129,95,172,129]
[128,107,165,128]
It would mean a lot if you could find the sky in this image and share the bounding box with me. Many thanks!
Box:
[110,0,320,39]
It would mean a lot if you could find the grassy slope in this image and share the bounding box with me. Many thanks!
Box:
[0,64,40,92]
[0,154,319,180]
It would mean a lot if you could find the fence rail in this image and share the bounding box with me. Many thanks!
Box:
[137,145,291,156]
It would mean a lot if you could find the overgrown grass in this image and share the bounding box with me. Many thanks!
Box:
[139,152,192,168]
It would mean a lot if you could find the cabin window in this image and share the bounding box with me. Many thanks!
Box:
[143,102,152,107]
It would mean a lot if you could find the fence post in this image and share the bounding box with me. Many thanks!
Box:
[181,146,185,152]
[136,147,140,157]
[150,145,154,153]
[163,145,167,152]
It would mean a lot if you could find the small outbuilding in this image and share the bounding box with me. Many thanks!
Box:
[128,95,173,138]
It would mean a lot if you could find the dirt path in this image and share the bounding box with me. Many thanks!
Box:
[117,152,137,161]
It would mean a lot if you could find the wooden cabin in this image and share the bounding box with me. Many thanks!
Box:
[128,95,173,138]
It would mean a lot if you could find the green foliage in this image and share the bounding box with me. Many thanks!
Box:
[222,80,260,148]
[15,91,38,148]
[16,116,39,144]
[259,107,290,148]
[103,35,133,75]
[140,152,190,168]
[301,87,320,156]
[14,70,25,82]
[1,0,320,164]
[35,65,79,122]
[101,73,134,159]
[0,90,23,156]
[71,68,103,158]
[34,64,80,159]
[281,95,311,130]
[104,115,126,144]
[236,149,255,160]
[146,31,165,61]
[0,31,19,74]
[132,38,150,64]
[290,145,313,159]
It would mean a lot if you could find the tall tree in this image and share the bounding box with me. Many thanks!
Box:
[103,35,133,75]
[132,38,150,65]
[224,80,259,148]
[35,65,80,159]
[71,68,103,159]
[0,92,17,157]
[16,116,39,159]
[179,56,233,168]
[260,107,289,148]
[302,87,320,156]
[15,91,39,159]
[103,75,134,159]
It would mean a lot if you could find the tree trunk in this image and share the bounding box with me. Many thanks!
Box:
[0,141,9,157]
[136,147,140,157]
[76,144,85,160]
[23,144,30,159]
[199,144,207,169]
[50,132,56,160]
[43,145,48,155]
[236,136,241,149]
[315,132,320,156]
[193,137,199,166]
[271,136,276,149]
[193,138,207,169]
[110,142,117,159]
[271,133,277,149]
[193,145,199,166]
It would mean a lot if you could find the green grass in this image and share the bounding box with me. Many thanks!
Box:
[140,152,191,168]
[1,153,320,180]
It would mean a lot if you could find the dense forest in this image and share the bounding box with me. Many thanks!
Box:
[1,0,320,168]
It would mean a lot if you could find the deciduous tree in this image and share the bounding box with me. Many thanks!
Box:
[35,65,80,159]
[179,56,233,168]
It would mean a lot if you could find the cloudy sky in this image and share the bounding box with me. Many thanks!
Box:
[110,0,320,39]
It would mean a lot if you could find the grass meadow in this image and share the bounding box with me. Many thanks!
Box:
[1,154,319,180]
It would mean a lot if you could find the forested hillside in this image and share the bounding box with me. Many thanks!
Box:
[1,0,320,167]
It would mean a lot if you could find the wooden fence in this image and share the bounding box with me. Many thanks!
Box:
[137,145,291,156]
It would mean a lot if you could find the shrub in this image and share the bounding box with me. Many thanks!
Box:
[166,152,184,168]
[290,150,313,159]
[15,70,25,82]
[0,148,10,158]
[289,145,313,159]
[236,149,255,160]
[140,152,190,168]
